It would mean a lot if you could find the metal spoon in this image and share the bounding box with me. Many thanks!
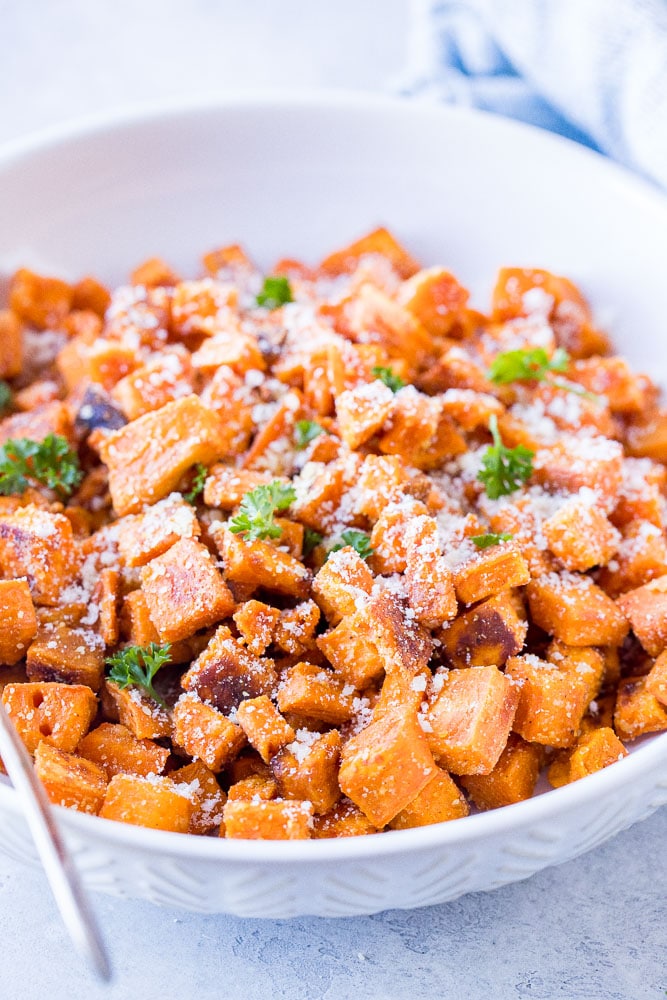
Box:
[0,701,112,982]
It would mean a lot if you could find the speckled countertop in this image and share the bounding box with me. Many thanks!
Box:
[0,3,665,997]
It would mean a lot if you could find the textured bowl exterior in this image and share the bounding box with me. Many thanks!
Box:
[0,95,666,917]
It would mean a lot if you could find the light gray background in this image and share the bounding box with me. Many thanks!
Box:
[0,3,665,998]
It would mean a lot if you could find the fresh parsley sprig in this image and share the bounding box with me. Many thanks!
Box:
[0,382,13,416]
[471,532,514,549]
[256,275,293,309]
[105,642,171,708]
[328,529,374,561]
[488,347,599,401]
[478,416,534,500]
[184,463,208,505]
[294,420,325,450]
[229,480,297,541]
[0,433,82,499]
[372,366,406,393]
[303,527,323,557]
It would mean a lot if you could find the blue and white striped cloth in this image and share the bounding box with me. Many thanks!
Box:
[398,0,667,188]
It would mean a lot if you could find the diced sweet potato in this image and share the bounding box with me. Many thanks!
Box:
[120,589,161,647]
[426,665,518,774]
[99,394,232,516]
[452,540,530,605]
[76,722,169,778]
[614,675,667,740]
[598,520,667,597]
[103,680,171,740]
[355,455,411,522]
[226,773,278,802]
[335,380,394,450]
[527,572,629,646]
[170,760,226,834]
[277,661,356,725]
[617,575,667,656]
[0,579,37,664]
[222,798,313,839]
[233,600,281,656]
[0,400,75,448]
[439,591,527,669]
[0,309,23,378]
[505,654,590,748]
[542,497,620,572]
[0,505,81,605]
[241,391,300,473]
[319,227,420,280]
[2,682,97,754]
[404,515,457,628]
[92,568,120,647]
[26,624,105,690]
[398,267,470,337]
[71,275,111,317]
[646,651,667,707]
[100,773,194,832]
[271,729,341,814]
[117,496,200,568]
[9,268,72,329]
[312,547,374,626]
[548,727,628,787]
[192,326,264,376]
[461,735,542,809]
[312,798,379,838]
[378,387,466,469]
[34,742,107,814]
[203,466,275,509]
[182,624,278,714]
[339,705,437,827]
[545,640,605,704]
[532,437,624,511]
[389,767,468,829]
[131,256,179,288]
[625,409,667,462]
[172,692,245,771]
[141,537,236,642]
[369,497,429,574]
[235,696,295,763]
[215,525,310,599]
[274,601,320,656]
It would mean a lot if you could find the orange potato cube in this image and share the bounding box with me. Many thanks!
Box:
[215,525,310,599]
[398,267,470,337]
[99,394,232,516]
[120,589,161,646]
[570,357,647,413]
[0,309,23,378]
[426,665,518,774]
[527,572,629,646]
[452,540,530,605]
[0,505,81,605]
[34,742,107,814]
[130,256,179,288]
[240,392,300,473]
[172,692,246,771]
[116,495,200,568]
[233,600,280,656]
[222,798,313,839]
[614,675,667,740]
[312,547,374,626]
[505,654,590,748]
[93,567,120,647]
[548,727,628,788]
[597,520,667,597]
[182,624,278,714]
[203,466,275,509]
[646,651,667,707]
[2,682,97,754]
[339,705,437,827]
[274,601,320,657]
[617,574,667,656]
[461,734,542,809]
[545,640,605,704]
[312,798,379,838]
[319,227,420,280]
[378,388,466,469]
[439,591,527,670]
[625,409,667,463]
[100,773,193,832]
[542,497,620,572]
[226,773,277,802]
[76,722,169,778]
[103,680,171,740]
[532,437,624,511]
[334,380,395,450]
[170,760,227,835]
[276,661,356,725]
[369,496,429,573]
[0,579,37,665]
[271,730,341,815]
[71,275,111,316]
[0,400,75,448]
[404,515,457,628]
[389,767,469,829]
[26,624,105,690]
[355,455,411,521]
[141,537,236,642]
[235,696,295,763]
[9,268,72,329]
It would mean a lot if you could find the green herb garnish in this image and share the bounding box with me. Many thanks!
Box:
[478,415,534,500]
[229,480,297,541]
[0,433,82,499]
[184,463,208,505]
[328,529,374,561]
[106,642,171,708]
[488,347,599,400]
[303,527,323,557]
[0,381,13,415]
[256,275,293,309]
[294,420,325,451]
[471,532,514,549]
[372,365,406,393]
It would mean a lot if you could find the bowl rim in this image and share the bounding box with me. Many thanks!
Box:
[1,91,666,863]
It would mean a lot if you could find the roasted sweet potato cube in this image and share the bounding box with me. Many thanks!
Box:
[339,705,437,827]
[233,600,280,655]
[71,275,110,316]
[389,767,469,829]
[0,309,23,378]
[2,682,97,754]
[277,662,355,725]
[312,547,374,626]
[92,567,120,647]
[271,729,341,814]
[545,640,605,704]
[527,572,629,646]
[461,734,542,809]
[598,520,667,597]
[625,409,667,463]
[312,798,379,838]
[182,624,278,714]
[335,380,394,450]
[0,506,81,605]
[120,589,161,646]
[398,267,469,337]
[289,461,346,533]
[0,579,37,664]
[440,388,503,431]
[116,495,200,567]
[141,538,236,642]
[226,773,278,801]
[355,455,410,521]
[130,256,179,288]
[99,394,232,516]
[240,391,300,473]
[404,515,457,628]
[0,400,75,448]
[235,696,295,763]
[426,666,518,774]
[646,651,667,707]
[617,575,667,656]
[26,624,105,690]
[548,727,628,788]
[103,680,171,740]
[9,268,72,329]
[372,665,431,721]
[369,496,429,574]
[452,540,530,605]
[505,654,590,748]
[173,692,246,771]
[215,525,310,599]
[274,601,320,657]
[319,227,420,279]
[222,798,313,839]
[203,466,275,509]
[614,675,667,740]
[34,742,107,814]
[100,773,193,832]
[439,591,527,669]
[378,388,466,470]
[542,497,620,572]
[170,760,227,835]
[532,437,624,511]
[76,722,169,778]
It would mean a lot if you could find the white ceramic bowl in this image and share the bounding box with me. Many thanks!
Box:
[1,95,666,917]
